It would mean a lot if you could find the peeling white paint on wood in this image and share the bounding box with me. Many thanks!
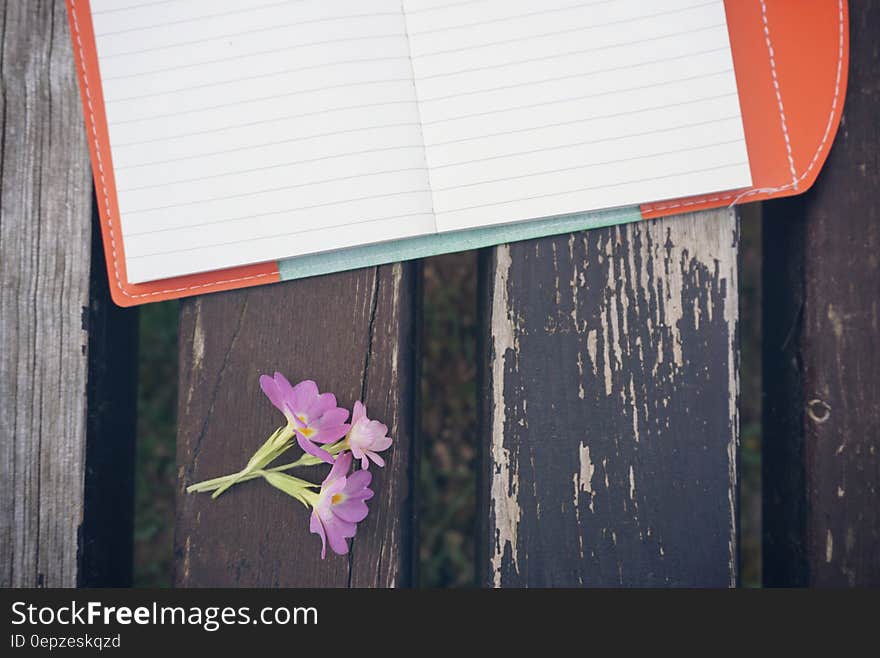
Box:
[491,451,521,587]
[722,212,741,588]
[574,441,597,513]
[586,329,598,376]
[186,301,206,412]
[389,263,403,379]
[579,442,596,495]
[192,302,206,370]
[485,208,739,586]
[601,316,614,396]
[489,245,521,587]
[629,376,640,443]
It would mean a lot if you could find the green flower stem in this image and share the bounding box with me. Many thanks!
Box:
[261,471,320,508]
[264,438,348,472]
[255,471,317,489]
[189,425,291,499]
[210,442,291,499]
[185,465,321,494]
[185,473,242,493]
[185,434,349,496]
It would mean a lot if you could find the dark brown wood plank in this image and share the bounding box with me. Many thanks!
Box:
[175,263,418,587]
[0,0,138,587]
[762,1,879,587]
[479,209,739,587]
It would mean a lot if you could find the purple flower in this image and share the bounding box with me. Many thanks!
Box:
[259,373,350,464]
[309,452,374,558]
[347,401,393,469]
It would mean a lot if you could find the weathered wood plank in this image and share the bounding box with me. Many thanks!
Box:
[479,209,739,587]
[0,0,138,587]
[762,0,879,587]
[175,263,418,587]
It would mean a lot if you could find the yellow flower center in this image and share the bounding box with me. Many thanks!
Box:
[330,493,345,506]
[299,426,315,438]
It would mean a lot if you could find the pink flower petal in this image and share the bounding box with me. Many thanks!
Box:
[312,423,350,444]
[340,477,372,501]
[366,451,386,468]
[371,435,393,451]
[272,372,296,395]
[295,431,334,464]
[326,452,352,483]
[333,499,369,523]
[309,392,339,417]
[359,489,375,502]
[367,420,388,436]
[327,515,357,539]
[290,380,319,412]
[259,374,285,414]
[317,407,350,427]
[324,516,356,555]
[309,512,327,560]
[323,477,347,496]
[352,401,367,423]
[345,469,372,492]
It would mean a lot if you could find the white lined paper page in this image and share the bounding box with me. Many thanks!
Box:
[92,0,436,283]
[404,0,752,232]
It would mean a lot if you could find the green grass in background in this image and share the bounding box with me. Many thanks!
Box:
[419,253,479,587]
[133,301,178,587]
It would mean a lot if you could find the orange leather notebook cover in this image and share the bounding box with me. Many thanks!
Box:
[66,0,849,306]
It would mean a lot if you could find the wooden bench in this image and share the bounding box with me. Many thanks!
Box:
[2,0,877,588]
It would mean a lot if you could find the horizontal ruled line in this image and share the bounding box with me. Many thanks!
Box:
[92,0,186,15]
[412,0,717,57]
[406,0,488,15]
[117,144,427,193]
[418,46,730,103]
[409,0,621,37]
[439,161,749,214]
[114,121,422,170]
[103,33,401,81]
[431,115,742,168]
[429,94,737,149]
[102,32,405,73]
[125,192,433,238]
[97,9,402,43]
[417,22,723,81]
[112,100,419,148]
[127,212,436,260]
[422,72,734,127]
[432,139,745,192]
[124,167,430,215]
[105,55,411,102]
[100,18,404,59]
[109,77,414,125]
[94,0,312,36]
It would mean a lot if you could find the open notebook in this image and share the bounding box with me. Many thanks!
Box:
[67,0,848,305]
